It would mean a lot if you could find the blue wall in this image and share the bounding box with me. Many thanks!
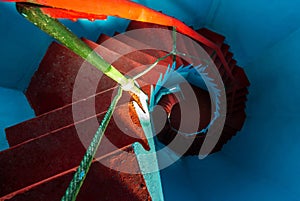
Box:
[0,0,300,200]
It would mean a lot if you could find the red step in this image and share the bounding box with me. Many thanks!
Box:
[126,21,177,57]
[233,66,251,87]
[8,35,176,147]
[25,41,122,116]
[197,28,225,48]
[1,21,250,200]
[96,34,171,71]
[8,39,162,146]
[113,32,186,67]
[0,102,149,197]
[3,37,173,200]
[129,24,250,156]
[209,124,239,153]
[225,52,233,63]
[26,42,86,116]
[225,110,247,131]
[88,37,178,94]
[229,59,237,70]
[6,87,122,147]
[1,145,151,201]
[227,94,247,106]
[26,38,159,116]
[221,44,230,56]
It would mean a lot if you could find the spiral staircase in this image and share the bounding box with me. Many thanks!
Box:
[0,21,249,200]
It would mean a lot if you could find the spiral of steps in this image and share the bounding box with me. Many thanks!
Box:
[0,21,249,200]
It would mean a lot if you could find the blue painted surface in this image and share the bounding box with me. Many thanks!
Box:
[0,0,300,200]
